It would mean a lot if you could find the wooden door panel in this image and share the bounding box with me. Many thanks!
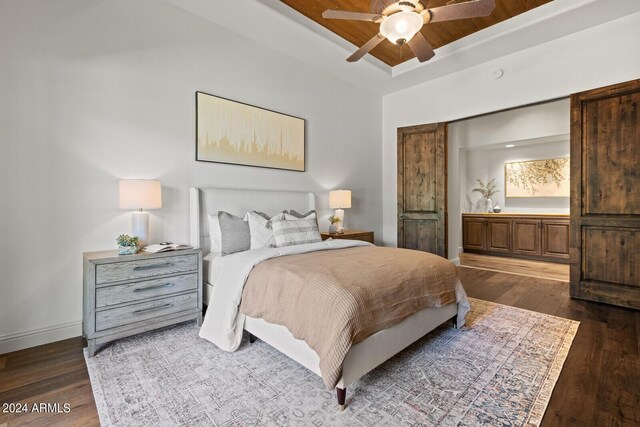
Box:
[397,123,447,257]
[583,228,639,287]
[487,220,511,252]
[403,220,438,253]
[403,133,436,213]
[542,221,570,259]
[463,218,485,250]
[571,78,640,309]
[513,220,541,255]
[584,92,640,215]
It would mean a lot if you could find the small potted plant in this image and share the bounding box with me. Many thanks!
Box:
[328,215,341,234]
[116,234,140,255]
[472,178,500,213]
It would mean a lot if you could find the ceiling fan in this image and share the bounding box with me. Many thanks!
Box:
[322,0,496,63]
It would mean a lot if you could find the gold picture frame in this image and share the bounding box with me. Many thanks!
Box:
[196,91,305,172]
[505,157,570,198]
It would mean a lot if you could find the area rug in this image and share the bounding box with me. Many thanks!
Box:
[84,298,579,426]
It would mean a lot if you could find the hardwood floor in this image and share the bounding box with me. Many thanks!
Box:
[460,252,570,282]
[0,337,99,427]
[1,268,638,426]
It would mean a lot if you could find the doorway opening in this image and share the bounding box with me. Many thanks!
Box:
[450,98,570,281]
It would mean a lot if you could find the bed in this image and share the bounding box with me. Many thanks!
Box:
[189,187,469,410]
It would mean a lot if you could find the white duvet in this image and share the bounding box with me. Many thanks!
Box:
[199,239,372,351]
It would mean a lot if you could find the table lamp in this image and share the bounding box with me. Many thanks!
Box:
[119,179,162,245]
[329,190,351,230]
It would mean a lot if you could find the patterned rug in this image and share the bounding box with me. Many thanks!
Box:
[84,298,579,426]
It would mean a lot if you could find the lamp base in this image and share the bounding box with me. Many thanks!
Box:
[334,209,345,230]
[131,211,149,246]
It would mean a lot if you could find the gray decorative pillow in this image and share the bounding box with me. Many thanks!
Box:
[284,210,317,223]
[272,218,321,247]
[218,211,250,256]
[286,209,316,219]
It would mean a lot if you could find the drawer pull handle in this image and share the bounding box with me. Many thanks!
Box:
[133,283,174,293]
[133,262,173,271]
[133,303,173,315]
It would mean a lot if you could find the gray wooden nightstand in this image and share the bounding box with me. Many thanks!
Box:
[83,248,203,357]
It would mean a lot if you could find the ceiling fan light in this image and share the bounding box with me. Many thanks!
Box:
[380,11,423,45]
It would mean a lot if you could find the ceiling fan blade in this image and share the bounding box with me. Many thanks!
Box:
[347,34,385,62]
[322,10,383,23]
[427,0,495,23]
[407,32,435,62]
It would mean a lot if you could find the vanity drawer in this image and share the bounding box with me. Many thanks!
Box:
[95,254,198,284]
[95,273,198,308]
[95,292,198,331]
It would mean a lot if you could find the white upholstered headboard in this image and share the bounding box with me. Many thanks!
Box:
[189,187,316,253]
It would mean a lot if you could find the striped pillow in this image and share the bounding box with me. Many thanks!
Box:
[272,218,322,247]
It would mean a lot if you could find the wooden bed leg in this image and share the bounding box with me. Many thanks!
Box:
[336,387,346,411]
[249,333,256,343]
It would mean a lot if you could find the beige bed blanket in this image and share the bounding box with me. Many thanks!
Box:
[239,245,465,389]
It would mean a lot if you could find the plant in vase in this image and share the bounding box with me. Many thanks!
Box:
[328,215,342,234]
[116,234,140,255]
[472,178,500,213]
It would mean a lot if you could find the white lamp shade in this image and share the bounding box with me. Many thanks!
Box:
[329,190,352,209]
[119,180,162,210]
[380,11,423,45]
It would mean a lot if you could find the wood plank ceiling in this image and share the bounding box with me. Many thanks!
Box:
[280,0,553,66]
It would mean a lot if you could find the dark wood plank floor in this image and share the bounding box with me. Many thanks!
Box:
[460,252,570,282]
[1,267,638,426]
[0,337,99,426]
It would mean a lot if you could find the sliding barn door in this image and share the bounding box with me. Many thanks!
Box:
[397,123,447,257]
[570,79,640,309]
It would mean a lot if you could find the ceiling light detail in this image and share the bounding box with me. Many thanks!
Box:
[322,0,496,63]
[380,11,424,45]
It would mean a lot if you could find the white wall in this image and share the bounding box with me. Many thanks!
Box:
[0,0,382,353]
[463,141,570,214]
[382,11,640,260]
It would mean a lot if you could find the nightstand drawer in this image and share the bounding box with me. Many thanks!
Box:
[95,292,198,331]
[96,273,198,308]
[95,254,198,284]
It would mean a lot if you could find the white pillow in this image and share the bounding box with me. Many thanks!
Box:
[207,213,222,254]
[245,211,284,249]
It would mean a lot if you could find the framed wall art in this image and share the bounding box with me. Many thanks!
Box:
[196,91,305,172]
[505,157,570,197]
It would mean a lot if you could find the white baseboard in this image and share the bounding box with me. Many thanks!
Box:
[450,257,461,266]
[0,321,82,355]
